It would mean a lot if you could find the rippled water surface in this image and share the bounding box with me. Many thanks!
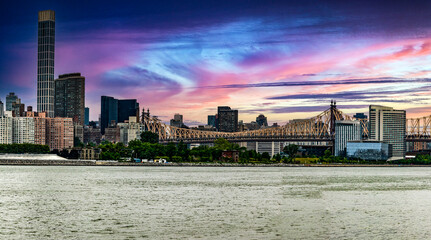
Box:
[1,166,431,239]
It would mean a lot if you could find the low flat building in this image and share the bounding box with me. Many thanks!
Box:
[80,148,101,160]
[244,141,281,157]
[346,141,391,161]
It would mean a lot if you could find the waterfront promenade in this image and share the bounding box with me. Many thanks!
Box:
[0,158,429,167]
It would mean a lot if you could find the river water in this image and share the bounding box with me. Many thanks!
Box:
[0,166,431,239]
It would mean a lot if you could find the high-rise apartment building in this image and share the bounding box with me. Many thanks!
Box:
[11,99,25,117]
[100,96,139,135]
[217,106,238,132]
[33,116,47,145]
[46,117,74,150]
[6,92,18,111]
[0,117,12,144]
[12,118,35,144]
[54,73,85,125]
[37,10,55,117]
[334,120,361,156]
[369,105,406,159]
[170,113,184,128]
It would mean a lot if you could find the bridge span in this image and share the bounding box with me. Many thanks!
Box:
[143,103,431,146]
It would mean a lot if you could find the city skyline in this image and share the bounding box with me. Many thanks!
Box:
[1,1,431,125]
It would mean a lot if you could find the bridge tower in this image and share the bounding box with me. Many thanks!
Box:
[330,100,337,138]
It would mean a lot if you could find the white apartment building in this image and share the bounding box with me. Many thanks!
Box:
[0,117,13,144]
[12,117,35,144]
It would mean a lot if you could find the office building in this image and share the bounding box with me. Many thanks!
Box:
[170,113,184,128]
[0,99,3,117]
[353,113,368,138]
[244,141,281,156]
[11,99,25,117]
[217,106,238,132]
[6,92,18,111]
[12,117,35,144]
[74,125,84,144]
[353,113,367,120]
[37,10,56,117]
[369,105,406,160]
[85,107,89,125]
[334,120,361,156]
[101,96,118,135]
[127,116,143,143]
[0,117,13,144]
[84,127,102,145]
[100,96,139,134]
[46,117,74,150]
[104,127,120,143]
[54,73,85,125]
[256,114,268,127]
[117,123,129,145]
[118,99,139,123]
[347,141,390,161]
[208,115,216,127]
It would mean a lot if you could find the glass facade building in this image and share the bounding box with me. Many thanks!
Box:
[346,141,390,161]
[118,99,139,124]
[334,120,361,157]
[85,107,90,126]
[207,115,216,127]
[37,10,55,117]
[100,96,139,135]
[6,92,18,111]
[101,96,118,135]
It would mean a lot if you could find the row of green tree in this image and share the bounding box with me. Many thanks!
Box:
[393,154,431,165]
[96,132,431,165]
[98,132,302,163]
[0,143,50,154]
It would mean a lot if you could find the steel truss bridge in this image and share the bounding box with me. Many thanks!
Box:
[143,102,431,145]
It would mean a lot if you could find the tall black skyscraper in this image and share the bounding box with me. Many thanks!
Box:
[54,73,85,125]
[101,96,118,135]
[118,100,139,123]
[100,96,139,135]
[37,10,55,117]
[217,106,238,132]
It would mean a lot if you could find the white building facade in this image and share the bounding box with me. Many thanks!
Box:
[334,120,361,156]
[12,117,35,144]
[0,117,13,144]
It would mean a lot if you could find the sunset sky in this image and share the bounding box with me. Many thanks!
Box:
[1,0,431,125]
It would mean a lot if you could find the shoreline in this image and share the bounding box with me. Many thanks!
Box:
[0,159,430,167]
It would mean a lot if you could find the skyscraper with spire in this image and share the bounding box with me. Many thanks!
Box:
[37,10,55,117]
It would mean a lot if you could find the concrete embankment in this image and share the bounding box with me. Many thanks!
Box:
[0,159,429,167]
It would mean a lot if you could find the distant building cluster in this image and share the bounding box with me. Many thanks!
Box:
[0,109,73,150]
